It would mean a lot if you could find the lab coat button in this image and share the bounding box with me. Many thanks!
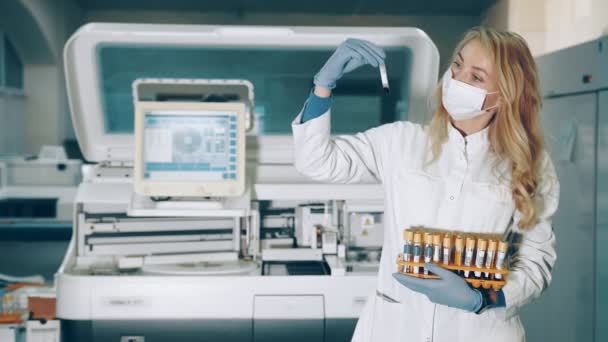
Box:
[450,196,454,200]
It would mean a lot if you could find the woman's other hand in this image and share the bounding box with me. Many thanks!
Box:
[392,263,483,313]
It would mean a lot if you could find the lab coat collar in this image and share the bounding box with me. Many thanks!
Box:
[447,121,490,155]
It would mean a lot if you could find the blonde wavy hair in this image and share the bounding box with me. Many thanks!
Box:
[428,27,544,230]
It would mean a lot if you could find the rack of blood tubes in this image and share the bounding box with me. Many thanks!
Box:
[396,228,509,291]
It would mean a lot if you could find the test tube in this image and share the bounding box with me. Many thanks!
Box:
[432,233,442,263]
[494,241,509,280]
[403,229,414,273]
[423,233,433,275]
[484,240,497,278]
[412,232,422,274]
[454,236,464,272]
[442,233,452,265]
[463,237,476,278]
[379,64,389,93]
[397,253,404,273]
[422,232,430,264]
[423,232,431,248]
[474,239,487,278]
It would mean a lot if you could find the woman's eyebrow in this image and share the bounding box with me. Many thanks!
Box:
[457,51,489,76]
[472,66,488,76]
[459,52,489,75]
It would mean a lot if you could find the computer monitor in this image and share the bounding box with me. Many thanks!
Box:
[134,101,246,197]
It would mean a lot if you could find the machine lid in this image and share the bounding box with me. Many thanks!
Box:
[64,23,439,163]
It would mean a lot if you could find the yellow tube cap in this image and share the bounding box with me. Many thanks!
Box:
[455,235,464,249]
[466,237,476,250]
[487,240,498,252]
[433,234,441,245]
[443,234,452,247]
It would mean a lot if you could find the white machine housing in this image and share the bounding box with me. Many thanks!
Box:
[0,146,81,224]
[56,23,439,342]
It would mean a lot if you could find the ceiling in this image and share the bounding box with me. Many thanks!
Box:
[75,0,497,16]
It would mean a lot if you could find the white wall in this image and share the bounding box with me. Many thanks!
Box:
[0,90,26,155]
[20,0,83,153]
[544,0,608,54]
[483,0,608,56]
[0,1,53,155]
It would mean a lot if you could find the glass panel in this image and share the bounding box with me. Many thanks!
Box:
[98,45,411,134]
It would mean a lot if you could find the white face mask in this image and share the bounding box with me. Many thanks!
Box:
[441,68,498,121]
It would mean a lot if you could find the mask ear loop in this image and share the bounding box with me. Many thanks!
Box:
[484,104,499,113]
[484,92,500,113]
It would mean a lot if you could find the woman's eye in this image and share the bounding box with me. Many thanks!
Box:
[453,61,461,68]
[473,75,483,82]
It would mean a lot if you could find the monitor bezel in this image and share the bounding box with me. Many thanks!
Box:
[134,101,246,197]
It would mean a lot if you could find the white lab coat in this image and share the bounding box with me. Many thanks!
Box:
[291,110,559,342]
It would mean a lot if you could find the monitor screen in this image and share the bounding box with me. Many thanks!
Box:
[143,110,238,182]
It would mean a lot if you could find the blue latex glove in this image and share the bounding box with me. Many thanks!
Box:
[392,262,483,312]
[314,38,386,89]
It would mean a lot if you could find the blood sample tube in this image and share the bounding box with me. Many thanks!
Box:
[424,233,433,275]
[484,240,497,278]
[474,239,487,278]
[403,229,414,273]
[412,232,422,274]
[442,233,452,265]
[463,237,476,278]
[495,241,508,280]
[454,235,464,274]
[432,233,442,264]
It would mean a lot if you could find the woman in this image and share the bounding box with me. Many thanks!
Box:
[291,27,559,341]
